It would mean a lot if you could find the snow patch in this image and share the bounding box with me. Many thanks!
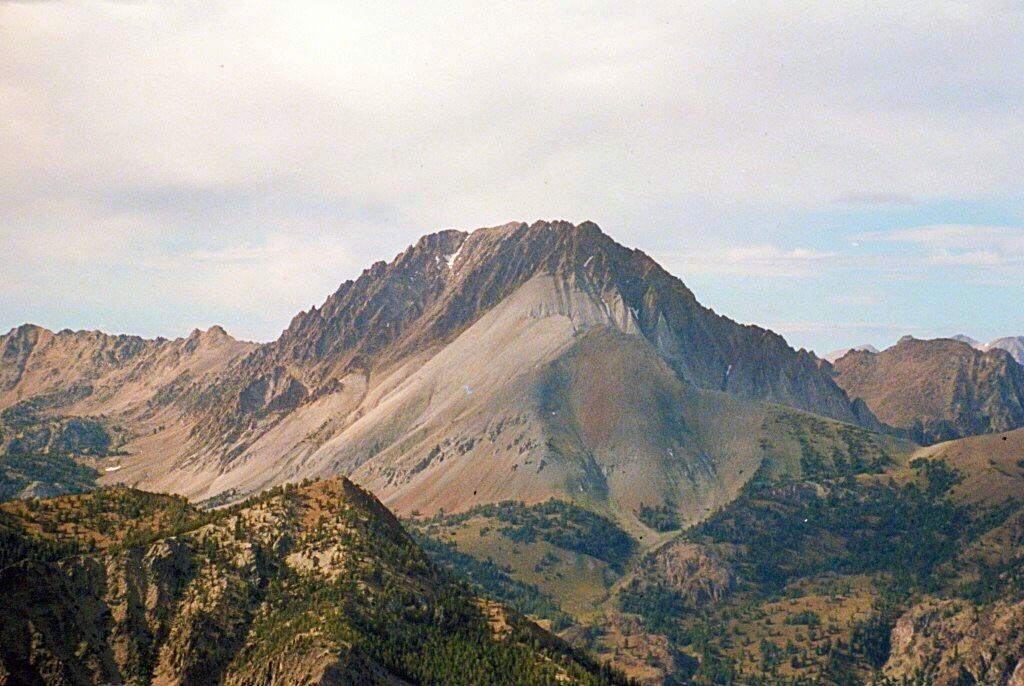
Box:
[104,465,122,473]
[444,243,464,269]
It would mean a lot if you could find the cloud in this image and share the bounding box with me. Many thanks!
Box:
[861,224,1024,251]
[657,245,837,278]
[660,223,1024,285]
[1,1,1023,344]
[768,320,912,335]
[828,292,884,307]
[0,224,360,340]
[3,1,1024,219]
[833,192,918,206]
[857,224,1024,279]
[182,233,358,313]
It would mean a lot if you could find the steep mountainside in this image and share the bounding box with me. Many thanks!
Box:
[949,334,1024,364]
[830,336,1024,444]
[0,477,623,685]
[195,221,868,432]
[0,324,253,414]
[409,422,1024,684]
[407,413,912,683]
[0,324,254,458]
[989,336,1024,364]
[0,221,877,516]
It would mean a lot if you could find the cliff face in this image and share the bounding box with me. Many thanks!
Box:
[830,337,1024,444]
[0,478,621,685]
[170,221,873,502]
[884,598,1024,685]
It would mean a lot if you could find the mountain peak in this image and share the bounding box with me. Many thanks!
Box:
[987,336,1024,364]
[823,344,879,363]
[185,325,235,346]
[951,334,982,348]
[832,334,1024,444]
[6,322,46,336]
[168,219,878,478]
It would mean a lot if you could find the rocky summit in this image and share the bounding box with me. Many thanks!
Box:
[2,221,878,518]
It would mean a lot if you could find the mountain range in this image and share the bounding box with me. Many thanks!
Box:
[951,334,1024,364]
[1,221,881,522]
[826,336,1024,444]
[828,336,1024,366]
[4,220,1024,684]
[822,344,879,364]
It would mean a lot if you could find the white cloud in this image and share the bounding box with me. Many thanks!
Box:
[1,2,1023,342]
[660,222,1024,285]
[0,223,360,340]
[3,1,1024,221]
[861,224,1024,250]
[857,224,1024,279]
[833,192,917,206]
[768,320,912,335]
[182,233,358,312]
[829,292,884,307]
[657,245,837,278]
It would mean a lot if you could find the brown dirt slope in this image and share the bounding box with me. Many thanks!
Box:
[831,336,1024,444]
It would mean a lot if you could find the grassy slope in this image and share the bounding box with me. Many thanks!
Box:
[408,407,917,684]
[614,438,1024,685]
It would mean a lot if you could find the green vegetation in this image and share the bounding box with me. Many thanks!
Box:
[763,412,895,480]
[0,452,98,501]
[0,479,630,685]
[256,562,623,685]
[420,499,636,571]
[784,610,820,627]
[0,513,81,569]
[637,502,681,532]
[693,458,967,591]
[0,400,115,457]
[411,530,573,629]
[615,457,1005,683]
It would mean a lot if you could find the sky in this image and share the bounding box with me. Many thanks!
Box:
[2,1,1022,355]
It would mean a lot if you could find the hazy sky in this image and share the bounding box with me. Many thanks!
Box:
[2,1,1022,354]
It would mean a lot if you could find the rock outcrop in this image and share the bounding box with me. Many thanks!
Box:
[884,598,1024,685]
